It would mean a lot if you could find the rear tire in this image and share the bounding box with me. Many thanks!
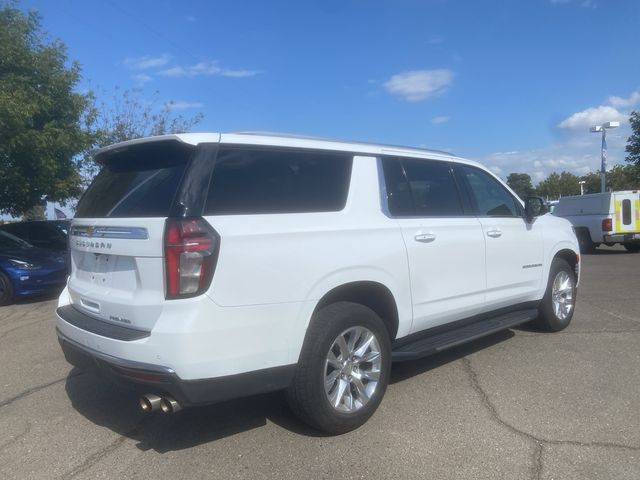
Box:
[576,228,595,254]
[286,302,391,435]
[623,243,640,253]
[0,271,15,306]
[533,258,576,332]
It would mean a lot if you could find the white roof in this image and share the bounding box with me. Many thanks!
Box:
[93,131,483,168]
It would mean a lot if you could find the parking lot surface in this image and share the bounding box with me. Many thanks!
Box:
[1,246,639,479]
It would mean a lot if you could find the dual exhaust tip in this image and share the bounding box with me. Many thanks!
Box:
[139,394,181,414]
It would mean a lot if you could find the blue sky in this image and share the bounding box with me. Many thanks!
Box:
[21,0,640,185]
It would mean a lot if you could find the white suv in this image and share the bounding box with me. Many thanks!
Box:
[56,132,580,433]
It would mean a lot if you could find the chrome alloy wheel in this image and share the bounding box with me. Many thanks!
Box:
[324,326,382,413]
[552,270,574,320]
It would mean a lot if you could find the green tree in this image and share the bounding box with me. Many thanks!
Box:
[626,111,640,168]
[606,164,640,190]
[506,173,534,199]
[22,204,45,220]
[580,171,601,194]
[579,165,640,194]
[0,4,95,216]
[535,171,580,199]
[79,88,203,183]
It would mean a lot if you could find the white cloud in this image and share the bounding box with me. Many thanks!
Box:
[480,120,630,186]
[124,54,171,70]
[608,89,640,108]
[132,73,152,85]
[221,69,262,78]
[158,61,261,78]
[383,69,453,102]
[164,100,204,110]
[558,105,626,131]
[550,0,596,6]
[426,35,444,45]
[431,116,450,124]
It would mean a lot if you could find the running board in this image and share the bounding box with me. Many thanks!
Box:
[392,308,539,362]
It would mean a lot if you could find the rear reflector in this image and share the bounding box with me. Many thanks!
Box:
[164,218,219,299]
[602,218,612,232]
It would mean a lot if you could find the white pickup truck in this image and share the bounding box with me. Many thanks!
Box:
[553,191,640,253]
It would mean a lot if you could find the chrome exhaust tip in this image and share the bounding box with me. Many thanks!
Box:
[160,396,181,414]
[139,394,162,412]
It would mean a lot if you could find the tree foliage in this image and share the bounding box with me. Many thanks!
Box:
[0,4,94,216]
[626,111,640,168]
[22,204,45,221]
[80,88,203,182]
[579,164,640,194]
[535,171,580,199]
[506,173,534,199]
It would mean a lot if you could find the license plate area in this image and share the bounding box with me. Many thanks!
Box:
[73,251,137,291]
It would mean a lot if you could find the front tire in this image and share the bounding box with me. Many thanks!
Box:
[623,243,640,253]
[534,258,577,332]
[0,271,15,306]
[286,302,391,434]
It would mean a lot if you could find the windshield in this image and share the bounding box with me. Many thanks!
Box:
[0,230,33,250]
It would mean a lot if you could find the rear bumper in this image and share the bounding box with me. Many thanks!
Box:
[57,328,295,406]
[603,233,640,243]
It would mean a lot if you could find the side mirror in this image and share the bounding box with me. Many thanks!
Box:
[525,196,548,222]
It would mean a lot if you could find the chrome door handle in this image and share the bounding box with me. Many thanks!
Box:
[414,233,436,243]
[486,229,502,238]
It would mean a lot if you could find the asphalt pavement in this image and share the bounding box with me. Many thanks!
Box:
[1,245,639,479]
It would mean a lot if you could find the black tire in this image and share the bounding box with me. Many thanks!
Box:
[623,243,640,253]
[0,271,15,306]
[533,258,577,332]
[286,301,392,434]
[576,228,596,254]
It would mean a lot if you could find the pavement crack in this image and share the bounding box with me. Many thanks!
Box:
[0,317,50,340]
[58,419,148,480]
[460,355,640,477]
[581,300,640,325]
[0,421,31,453]
[0,372,84,409]
[533,443,544,480]
[515,329,640,337]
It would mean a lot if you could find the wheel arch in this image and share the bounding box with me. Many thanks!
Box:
[312,281,400,341]
[552,248,580,284]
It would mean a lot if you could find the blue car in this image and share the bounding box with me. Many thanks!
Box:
[0,229,69,305]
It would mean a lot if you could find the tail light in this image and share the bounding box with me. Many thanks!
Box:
[602,218,612,232]
[164,218,219,299]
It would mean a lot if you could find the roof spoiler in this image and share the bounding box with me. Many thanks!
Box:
[92,135,187,164]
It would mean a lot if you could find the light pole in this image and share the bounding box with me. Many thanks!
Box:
[590,121,619,193]
[579,180,586,195]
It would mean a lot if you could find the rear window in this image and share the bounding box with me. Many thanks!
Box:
[204,148,353,215]
[75,141,193,218]
[622,199,631,225]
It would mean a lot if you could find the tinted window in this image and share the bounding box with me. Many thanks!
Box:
[382,158,463,216]
[204,148,353,215]
[461,166,520,217]
[622,199,631,225]
[381,158,413,216]
[0,230,32,250]
[75,141,192,218]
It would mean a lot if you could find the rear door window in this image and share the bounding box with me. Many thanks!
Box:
[381,157,464,217]
[204,148,353,215]
[75,141,193,218]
